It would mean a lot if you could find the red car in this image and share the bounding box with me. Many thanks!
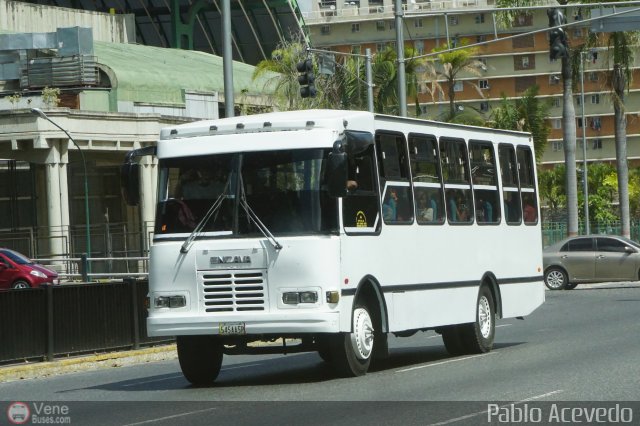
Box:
[0,248,60,289]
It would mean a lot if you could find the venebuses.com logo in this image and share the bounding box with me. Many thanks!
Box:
[6,402,30,424]
[6,401,71,424]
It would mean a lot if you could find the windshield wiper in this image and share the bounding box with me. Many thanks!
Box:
[239,176,282,251]
[180,180,231,254]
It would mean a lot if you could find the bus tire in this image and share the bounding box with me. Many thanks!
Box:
[460,286,495,354]
[330,302,374,377]
[441,326,466,356]
[177,335,223,386]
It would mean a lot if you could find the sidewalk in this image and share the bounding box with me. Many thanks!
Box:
[0,345,177,383]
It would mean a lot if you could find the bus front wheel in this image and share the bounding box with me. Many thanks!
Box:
[330,302,375,377]
[177,335,223,386]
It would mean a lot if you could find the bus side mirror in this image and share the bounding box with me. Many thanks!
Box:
[327,141,347,198]
[121,161,141,206]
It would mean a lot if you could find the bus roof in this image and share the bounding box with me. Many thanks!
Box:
[159,109,531,142]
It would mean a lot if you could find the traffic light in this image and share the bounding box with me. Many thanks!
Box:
[547,8,568,60]
[296,59,317,98]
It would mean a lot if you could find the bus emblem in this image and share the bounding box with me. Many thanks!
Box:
[210,256,252,265]
[356,211,367,227]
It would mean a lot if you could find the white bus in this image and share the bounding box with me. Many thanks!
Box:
[121,110,545,384]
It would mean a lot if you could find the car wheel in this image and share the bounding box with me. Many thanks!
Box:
[565,282,579,290]
[329,302,375,377]
[177,335,223,386]
[11,280,30,289]
[544,267,567,290]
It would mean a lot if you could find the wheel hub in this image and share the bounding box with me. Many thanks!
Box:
[351,307,374,360]
[478,296,492,338]
[547,271,564,289]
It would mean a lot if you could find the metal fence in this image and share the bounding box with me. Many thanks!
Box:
[541,221,640,247]
[0,279,170,365]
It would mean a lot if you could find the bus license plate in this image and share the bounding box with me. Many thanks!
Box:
[219,322,246,335]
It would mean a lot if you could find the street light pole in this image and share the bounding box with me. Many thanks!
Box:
[32,108,92,276]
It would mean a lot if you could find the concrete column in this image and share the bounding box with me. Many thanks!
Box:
[44,158,64,258]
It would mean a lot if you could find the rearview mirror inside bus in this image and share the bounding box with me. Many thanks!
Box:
[120,162,141,206]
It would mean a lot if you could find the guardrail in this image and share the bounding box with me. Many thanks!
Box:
[34,256,149,282]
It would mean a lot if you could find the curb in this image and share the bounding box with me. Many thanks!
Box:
[0,344,177,383]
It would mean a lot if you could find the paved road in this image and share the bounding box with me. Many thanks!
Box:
[1,283,639,425]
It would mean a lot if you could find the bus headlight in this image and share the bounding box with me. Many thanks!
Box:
[154,295,186,308]
[282,291,318,305]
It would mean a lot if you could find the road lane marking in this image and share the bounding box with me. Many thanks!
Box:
[396,353,495,373]
[123,408,218,426]
[122,374,184,387]
[426,390,565,425]
[221,363,261,371]
[496,324,512,328]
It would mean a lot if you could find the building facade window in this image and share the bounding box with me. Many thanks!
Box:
[551,119,561,129]
[591,94,600,104]
[351,23,360,33]
[590,117,602,130]
[577,117,583,128]
[480,101,489,112]
[449,16,459,25]
[414,40,424,55]
[552,141,563,151]
[549,74,560,85]
[592,138,602,149]
[479,79,490,89]
[453,81,463,92]
[514,55,535,70]
[351,45,361,55]
[415,19,423,28]
[589,72,599,81]
[475,14,485,24]
[553,98,561,108]
[321,25,331,35]
[477,34,487,43]
[376,21,385,31]
[376,43,385,52]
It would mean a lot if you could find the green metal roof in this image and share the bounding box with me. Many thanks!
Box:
[94,41,276,106]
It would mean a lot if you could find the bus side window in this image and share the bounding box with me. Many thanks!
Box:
[517,146,539,225]
[409,134,444,224]
[342,145,381,233]
[470,140,500,224]
[440,138,473,224]
[498,144,522,225]
[376,132,414,225]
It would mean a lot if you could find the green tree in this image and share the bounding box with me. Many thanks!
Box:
[252,39,334,111]
[491,86,551,163]
[432,39,484,120]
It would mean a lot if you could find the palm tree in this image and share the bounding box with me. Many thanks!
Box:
[252,38,334,111]
[337,46,426,115]
[431,39,484,120]
[496,0,579,237]
[491,86,551,163]
[586,24,639,238]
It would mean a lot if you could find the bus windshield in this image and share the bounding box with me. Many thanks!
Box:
[155,148,338,237]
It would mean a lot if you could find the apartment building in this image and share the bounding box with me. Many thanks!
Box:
[302,0,640,167]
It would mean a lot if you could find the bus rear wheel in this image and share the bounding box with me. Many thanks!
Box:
[177,335,223,386]
[330,302,375,377]
[442,286,495,355]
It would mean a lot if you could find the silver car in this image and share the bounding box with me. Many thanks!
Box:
[543,235,640,290]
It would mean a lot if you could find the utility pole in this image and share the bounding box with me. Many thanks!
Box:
[394,0,407,117]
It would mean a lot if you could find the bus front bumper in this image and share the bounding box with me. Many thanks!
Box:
[147,311,341,337]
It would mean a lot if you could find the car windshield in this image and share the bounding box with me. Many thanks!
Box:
[155,149,338,237]
[619,236,640,249]
[0,249,32,265]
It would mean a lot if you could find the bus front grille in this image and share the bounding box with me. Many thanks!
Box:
[200,270,266,312]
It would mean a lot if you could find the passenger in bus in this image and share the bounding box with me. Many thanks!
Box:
[382,187,398,221]
[418,192,435,222]
[523,199,537,223]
